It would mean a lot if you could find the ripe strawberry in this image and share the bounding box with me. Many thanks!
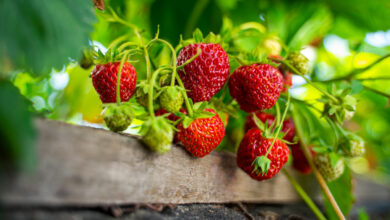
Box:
[229,64,283,112]
[286,52,309,74]
[91,62,137,103]
[314,153,345,182]
[177,43,230,102]
[176,109,225,157]
[244,113,296,142]
[291,143,313,174]
[237,128,290,181]
[103,103,133,132]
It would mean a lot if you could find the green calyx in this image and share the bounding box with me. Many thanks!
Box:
[176,101,215,129]
[159,86,184,113]
[321,86,356,123]
[340,132,365,157]
[286,51,309,75]
[140,116,174,154]
[103,103,133,132]
[251,156,271,175]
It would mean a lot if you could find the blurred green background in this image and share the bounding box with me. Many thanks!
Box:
[0,0,390,218]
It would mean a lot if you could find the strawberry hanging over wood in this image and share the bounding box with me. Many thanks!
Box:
[91,62,137,103]
[175,106,225,157]
[237,128,290,181]
[176,43,230,103]
[229,63,283,112]
[291,143,313,174]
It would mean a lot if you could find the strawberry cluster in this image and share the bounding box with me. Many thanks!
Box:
[87,12,365,186]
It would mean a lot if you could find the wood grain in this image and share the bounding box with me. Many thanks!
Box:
[0,119,316,206]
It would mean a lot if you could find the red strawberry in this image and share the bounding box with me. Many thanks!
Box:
[91,62,137,103]
[244,113,296,142]
[177,43,230,102]
[237,128,290,181]
[176,109,225,157]
[228,64,283,112]
[291,143,313,174]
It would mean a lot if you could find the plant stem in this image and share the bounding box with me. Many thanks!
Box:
[147,38,178,86]
[363,85,390,98]
[175,73,193,117]
[184,0,210,38]
[268,57,339,103]
[282,169,327,220]
[147,67,171,117]
[176,48,202,69]
[116,53,129,104]
[265,94,290,157]
[109,8,152,80]
[316,53,390,83]
[292,108,346,220]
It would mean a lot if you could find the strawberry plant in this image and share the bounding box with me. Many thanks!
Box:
[1,1,390,219]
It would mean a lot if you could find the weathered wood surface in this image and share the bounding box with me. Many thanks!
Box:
[1,119,314,206]
[1,119,389,206]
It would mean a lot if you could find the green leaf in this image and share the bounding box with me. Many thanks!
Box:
[323,167,354,220]
[182,117,194,128]
[0,0,96,75]
[193,28,204,43]
[0,80,36,170]
[329,152,341,167]
[351,80,363,94]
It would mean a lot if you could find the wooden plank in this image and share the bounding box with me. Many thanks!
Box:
[0,118,318,206]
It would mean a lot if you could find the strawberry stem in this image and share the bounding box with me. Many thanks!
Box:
[115,53,130,104]
[147,38,178,86]
[268,57,339,104]
[176,48,202,69]
[292,108,346,220]
[282,169,327,220]
[175,73,194,117]
[265,94,290,157]
[148,67,171,117]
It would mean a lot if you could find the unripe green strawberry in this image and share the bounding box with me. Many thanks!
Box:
[135,87,149,107]
[159,86,184,113]
[314,153,344,182]
[341,133,365,157]
[261,35,282,56]
[103,103,133,132]
[141,116,174,154]
[287,52,309,74]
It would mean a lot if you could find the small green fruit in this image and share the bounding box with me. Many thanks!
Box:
[341,133,365,157]
[135,87,149,107]
[314,153,344,182]
[159,86,184,113]
[262,35,282,56]
[103,103,133,132]
[287,51,309,74]
[141,117,174,154]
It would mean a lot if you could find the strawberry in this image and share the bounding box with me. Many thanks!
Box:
[228,63,283,112]
[244,113,296,142]
[103,103,133,132]
[291,143,313,174]
[340,133,365,157]
[286,52,309,74]
[91,62,137,103]
[176,108,225,157]
[314,153,345,182]
[176,43,230,102]
[140,116,175,154]
[159,86,184,112]
[237,128,290,181]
